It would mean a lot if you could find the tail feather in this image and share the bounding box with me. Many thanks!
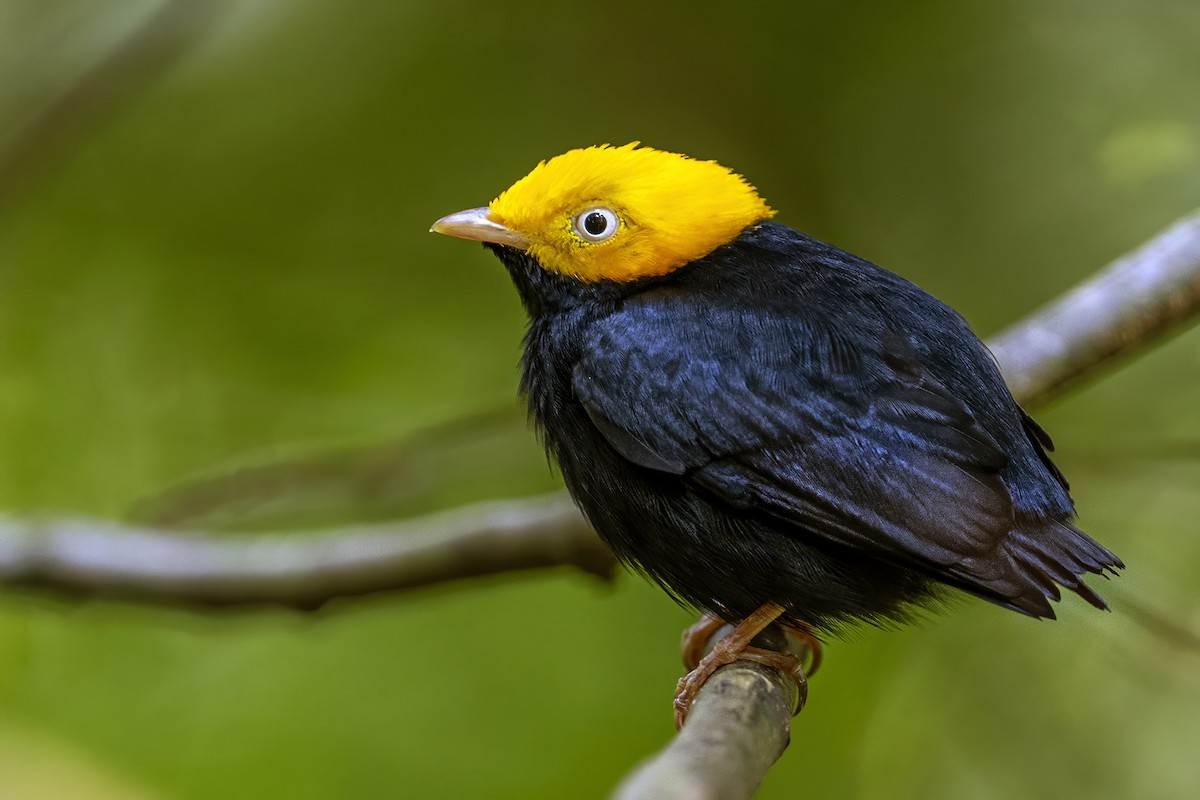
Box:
[1001,521,1122,615]
[948,519,1121,619]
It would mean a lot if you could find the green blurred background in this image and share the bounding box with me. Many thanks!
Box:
[1,1,1199,797]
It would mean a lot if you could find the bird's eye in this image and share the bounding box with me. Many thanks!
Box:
[572,207,620,243]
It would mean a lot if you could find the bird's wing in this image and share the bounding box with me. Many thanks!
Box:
[573,301,1024,590]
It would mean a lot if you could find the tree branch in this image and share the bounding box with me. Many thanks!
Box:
[0,493,612,608]
[614,627,803,800]
[989,210,1200,406]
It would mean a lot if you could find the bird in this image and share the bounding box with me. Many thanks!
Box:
[431,143,1122,725]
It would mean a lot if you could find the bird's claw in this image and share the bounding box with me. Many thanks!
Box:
[674,604,819,730]
[673,642,810,730]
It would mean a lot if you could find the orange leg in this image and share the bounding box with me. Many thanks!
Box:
[673,602,817,729]
[680,612,727,671]
[781,621,824,677]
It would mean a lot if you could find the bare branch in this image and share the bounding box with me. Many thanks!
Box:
[614,626,803,800]
[0,494,612,608]
[614,663,798,800]
[989,210,1200,406]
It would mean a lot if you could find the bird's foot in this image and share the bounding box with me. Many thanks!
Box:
[673,602,816,729]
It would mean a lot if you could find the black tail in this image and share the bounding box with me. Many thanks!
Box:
[993,521,1123,618]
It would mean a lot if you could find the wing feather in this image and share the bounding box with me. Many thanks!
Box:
[573,300,1021,595]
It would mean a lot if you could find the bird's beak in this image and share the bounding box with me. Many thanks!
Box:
[430,207,531,250]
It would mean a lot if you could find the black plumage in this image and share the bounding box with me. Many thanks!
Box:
[489,221,1121,633]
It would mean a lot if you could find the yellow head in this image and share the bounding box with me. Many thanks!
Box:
[432,144,775,282]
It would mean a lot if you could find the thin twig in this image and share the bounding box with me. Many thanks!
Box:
[0,494,612,608]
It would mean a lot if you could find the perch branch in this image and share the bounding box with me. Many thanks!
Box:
[615,663,798,800]
[615,627,803,800]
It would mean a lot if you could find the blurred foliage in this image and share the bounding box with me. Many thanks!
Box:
[0,0,1198,797]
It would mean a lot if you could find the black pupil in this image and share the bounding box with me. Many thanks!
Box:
[583,211,609,236]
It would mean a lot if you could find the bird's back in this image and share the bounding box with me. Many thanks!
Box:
[519,222,1121,628]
